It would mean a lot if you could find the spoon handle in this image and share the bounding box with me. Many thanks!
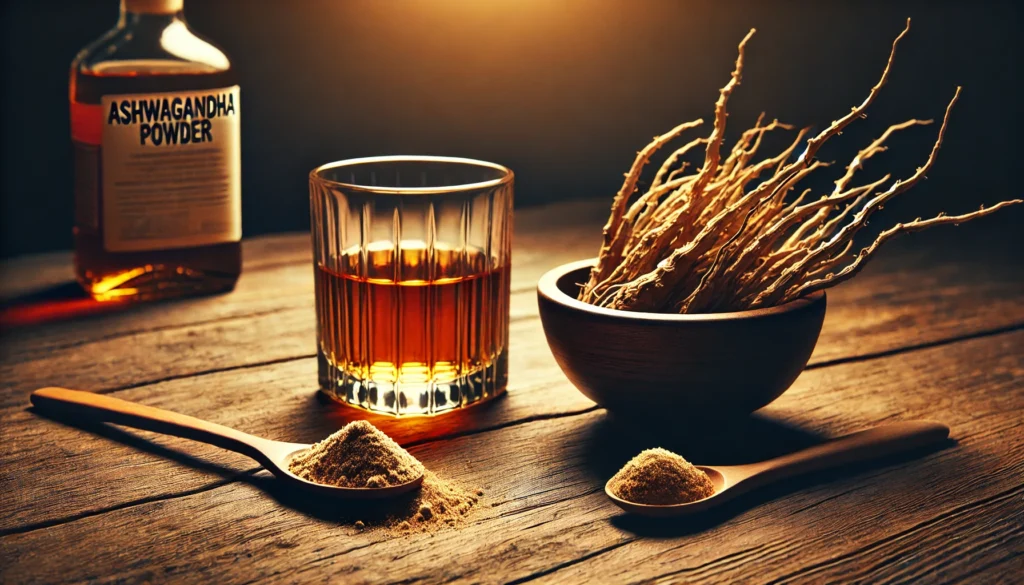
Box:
[31,387,275,466]
[742,420,950,483]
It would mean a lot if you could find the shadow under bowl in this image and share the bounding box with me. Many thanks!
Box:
[537,259,826,419]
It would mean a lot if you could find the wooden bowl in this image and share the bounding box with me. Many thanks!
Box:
[537,259,827,419]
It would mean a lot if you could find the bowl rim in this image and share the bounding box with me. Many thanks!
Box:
[538,258,825,322]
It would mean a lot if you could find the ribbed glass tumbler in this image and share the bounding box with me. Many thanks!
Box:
[309,156,513,416]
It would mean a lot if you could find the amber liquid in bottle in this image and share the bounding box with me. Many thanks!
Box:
[72,65,241,301]
[315,246,510,415]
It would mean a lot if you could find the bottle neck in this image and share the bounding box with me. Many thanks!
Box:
[118,5,186,34]
[120,0,184,24]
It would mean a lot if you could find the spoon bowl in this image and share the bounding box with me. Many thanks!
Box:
[605,420,950,517]
[30,387,424,499]
[606,466,728,517]
[276,445,424,499]
[252,442,424,499]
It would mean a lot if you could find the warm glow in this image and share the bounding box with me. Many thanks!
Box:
[0,297,131,328]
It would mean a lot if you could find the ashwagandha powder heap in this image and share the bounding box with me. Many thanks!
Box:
[289,420,424,488]
[288,420,480,533]
[609,448,716,505]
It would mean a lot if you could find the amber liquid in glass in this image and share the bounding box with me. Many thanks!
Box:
[315,245,510,415]
[72,65,241,301]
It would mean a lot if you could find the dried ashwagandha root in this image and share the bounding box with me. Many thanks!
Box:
[579,18,1021,314]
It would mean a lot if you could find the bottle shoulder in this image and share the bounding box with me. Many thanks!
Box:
[72,20,231,76]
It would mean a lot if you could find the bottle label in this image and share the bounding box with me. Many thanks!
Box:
[98,86,241,252]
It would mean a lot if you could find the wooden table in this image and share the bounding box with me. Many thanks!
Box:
[1,200,1022,584]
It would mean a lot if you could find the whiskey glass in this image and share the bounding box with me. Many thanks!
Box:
[309,156,513,416]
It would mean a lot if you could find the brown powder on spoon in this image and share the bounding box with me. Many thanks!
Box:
[288,420,480,533]
[288,420,424,488]
[609,448,715,505]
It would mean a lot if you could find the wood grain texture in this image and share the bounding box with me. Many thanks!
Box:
[1,331,1021,584]
[1,199,1022,584]
[0,265,1017,531]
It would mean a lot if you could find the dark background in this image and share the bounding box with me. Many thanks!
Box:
[1,0,1020,258]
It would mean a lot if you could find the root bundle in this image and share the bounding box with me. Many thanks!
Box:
[579,19,1020,313]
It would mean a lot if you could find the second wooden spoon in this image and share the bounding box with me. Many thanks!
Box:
[606,420,950,517]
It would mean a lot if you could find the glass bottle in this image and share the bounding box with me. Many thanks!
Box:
[70,0,242,302]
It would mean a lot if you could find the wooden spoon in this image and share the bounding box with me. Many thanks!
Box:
[606,420,950,517]
[30,387,424,499]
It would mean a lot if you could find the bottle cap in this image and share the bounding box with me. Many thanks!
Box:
[124,0,184,13]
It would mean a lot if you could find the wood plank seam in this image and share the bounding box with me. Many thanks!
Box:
[505,541,635,585]
[766,500,1024,584]
[860,513,1024,584]
[87,355,317,396]
[0,469,260,538]
[784,484,866,516]
[802,321,1024,371]
[762,482,1024,584]
[7,292,542,363]
[238,259,312,273]
[33,306,298,354]
[495,486,605,520]
[946,551,1023,584]
[285,541,383,581]
[632,542,784,584]
[955,412,1021,442]
[403,406,600,449]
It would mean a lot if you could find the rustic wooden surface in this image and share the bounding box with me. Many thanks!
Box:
[1,199,1022,584]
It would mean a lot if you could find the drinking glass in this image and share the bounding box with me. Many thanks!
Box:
[309,156,513,416]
